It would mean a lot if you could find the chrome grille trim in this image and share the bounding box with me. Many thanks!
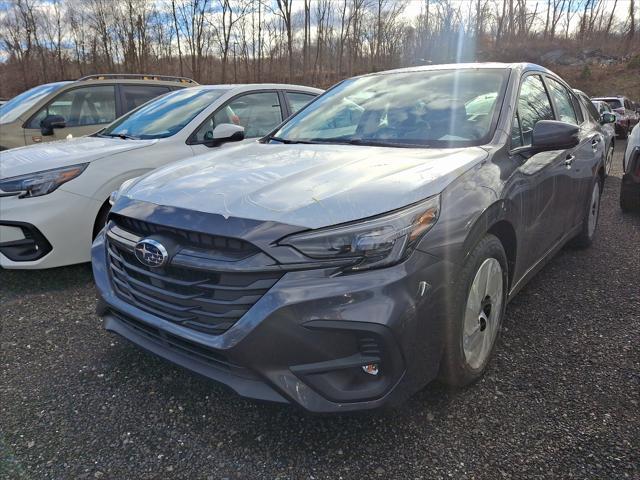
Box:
[105,220,283,335]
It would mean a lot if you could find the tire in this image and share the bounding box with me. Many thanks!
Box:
[570,176,602,248]
[620,126,629,139]
[438,234,508,387]
[93,201,111,239]
[620,184,640,212]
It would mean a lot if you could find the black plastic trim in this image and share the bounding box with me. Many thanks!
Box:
[0,221,52,261]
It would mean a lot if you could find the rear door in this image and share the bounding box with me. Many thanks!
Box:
[545,76,601,229]
[23,85,117,145]
[117,85,171,116]
[284,91,318,117]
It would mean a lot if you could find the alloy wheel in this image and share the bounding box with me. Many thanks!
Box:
[463,258,504,370]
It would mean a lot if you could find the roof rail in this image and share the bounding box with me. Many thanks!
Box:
[77,74,198,84]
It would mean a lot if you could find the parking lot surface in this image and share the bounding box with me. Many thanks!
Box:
[1,142,638,479]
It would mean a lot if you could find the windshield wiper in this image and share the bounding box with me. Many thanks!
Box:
[346,138,426,148]
[307,137,427,148]
[267,136,315,144]
[102,132,138,140]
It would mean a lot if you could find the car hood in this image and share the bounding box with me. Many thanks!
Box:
[124,141,488,229]
[0,136,157,178]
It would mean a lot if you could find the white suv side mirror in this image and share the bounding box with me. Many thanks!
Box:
[206,123,245,147]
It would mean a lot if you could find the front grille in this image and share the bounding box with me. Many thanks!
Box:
[111,214,258,259]
[106,219,283,335]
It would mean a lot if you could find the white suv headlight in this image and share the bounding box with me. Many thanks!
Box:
[0,163,88,199]
[279,195,440,271]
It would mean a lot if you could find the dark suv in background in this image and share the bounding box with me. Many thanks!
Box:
[0,74,197,150]
[591,95,640,139]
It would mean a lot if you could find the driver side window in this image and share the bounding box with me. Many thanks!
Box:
[192,91,282,142]
[28,86,116,128]
[511,75,554,148]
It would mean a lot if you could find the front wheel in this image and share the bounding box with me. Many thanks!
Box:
[93,201,111,239]
[439,234,508,387]
[570,177,602,248]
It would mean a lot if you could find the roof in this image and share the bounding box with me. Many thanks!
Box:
[361,62,551,77]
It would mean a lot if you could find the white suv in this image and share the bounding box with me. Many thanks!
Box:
[0,84,321,269]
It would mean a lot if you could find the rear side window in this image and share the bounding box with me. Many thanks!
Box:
[581,97,601,122]
[286,92,317,114]
[546,78,578,125]
[28,85,116,128]
[511,75,554,148]
[121,85,171,112]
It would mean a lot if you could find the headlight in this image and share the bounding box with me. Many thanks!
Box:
[279,195,440,271]
[109,177,139,206]
[0,163,88,199]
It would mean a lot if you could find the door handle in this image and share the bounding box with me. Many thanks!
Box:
[591,137,601,148]
[564,154,575,167]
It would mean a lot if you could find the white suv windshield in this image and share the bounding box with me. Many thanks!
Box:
[101,88,227,139]
[0,82,69,124]
[270,68,509,148]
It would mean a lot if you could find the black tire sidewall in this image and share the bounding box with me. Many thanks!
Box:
[440,234,509,386]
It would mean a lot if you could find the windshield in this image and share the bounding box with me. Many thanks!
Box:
[101,88,227,139]
[270,68,509,148]
[0,82,69,124]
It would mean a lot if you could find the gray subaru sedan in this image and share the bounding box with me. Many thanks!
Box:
[93,63,610,412]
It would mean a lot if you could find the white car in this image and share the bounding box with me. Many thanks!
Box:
[0,84,321,269]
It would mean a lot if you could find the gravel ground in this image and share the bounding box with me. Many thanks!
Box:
[1,142,638,480]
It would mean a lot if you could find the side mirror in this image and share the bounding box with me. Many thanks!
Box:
[40,115,66,136]
[600,112,616,124]
[204,123,245,147]
[531,120,580,152]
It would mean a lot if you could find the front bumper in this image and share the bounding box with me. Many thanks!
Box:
[92,229,452,413]
[0,189,102,269]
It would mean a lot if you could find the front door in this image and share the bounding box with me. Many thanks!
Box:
[189,91,285,155]
[23,85,117,145]
[510,74,568,271]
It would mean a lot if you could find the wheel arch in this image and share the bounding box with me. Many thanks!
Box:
[92,197,112,239]
[460,200,519,291]
[486,220,517,289]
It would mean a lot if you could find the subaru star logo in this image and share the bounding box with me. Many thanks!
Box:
[134,239,168,268]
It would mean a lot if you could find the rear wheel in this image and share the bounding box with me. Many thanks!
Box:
[619,125,629,139]
[571,177,601,248]
[605,145,614,176]
[439,235,508,387]
[620,184,640,212]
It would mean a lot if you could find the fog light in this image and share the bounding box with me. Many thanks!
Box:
[362,363,379,376]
